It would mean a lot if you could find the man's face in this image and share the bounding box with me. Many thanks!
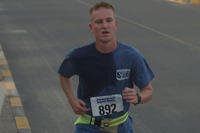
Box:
[89,8,117,43]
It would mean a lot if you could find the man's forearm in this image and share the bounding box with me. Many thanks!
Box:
[59,76,76,102]
[59,75,89,114]
[139,83,153,104]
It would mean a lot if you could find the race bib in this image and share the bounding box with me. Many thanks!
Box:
[90,94,124,117]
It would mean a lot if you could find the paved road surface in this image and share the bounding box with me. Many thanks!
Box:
[0,0,200,133]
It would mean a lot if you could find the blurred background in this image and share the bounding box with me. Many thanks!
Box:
[0,0,200,133]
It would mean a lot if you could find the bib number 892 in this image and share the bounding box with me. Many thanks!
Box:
[98,103,117,116]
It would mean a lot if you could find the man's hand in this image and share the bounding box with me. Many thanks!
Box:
[122,87,139,104]
[59,76,90,115]
[69,98,90,115]
[122,84,153,105]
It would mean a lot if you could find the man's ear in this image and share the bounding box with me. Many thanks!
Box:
[115,19,118,30]
[88,23,93,32]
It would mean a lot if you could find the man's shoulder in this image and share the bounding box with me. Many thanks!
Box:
[118,42,142,56]
[68,42,95,57]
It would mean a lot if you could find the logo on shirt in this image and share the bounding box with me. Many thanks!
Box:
[116,69,130,81]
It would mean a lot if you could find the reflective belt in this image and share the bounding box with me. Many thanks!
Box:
[74,112,129,128]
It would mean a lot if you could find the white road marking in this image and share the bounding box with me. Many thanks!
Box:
[75,0,200,51]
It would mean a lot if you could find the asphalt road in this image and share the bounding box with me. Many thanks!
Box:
[0,0,200,133]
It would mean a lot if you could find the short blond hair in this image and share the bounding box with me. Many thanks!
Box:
[89,1,115,15]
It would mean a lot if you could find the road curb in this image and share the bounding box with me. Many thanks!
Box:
[0,44,32,133]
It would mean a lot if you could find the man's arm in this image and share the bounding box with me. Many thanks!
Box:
[59,75,89,115]
[122,83,154,105]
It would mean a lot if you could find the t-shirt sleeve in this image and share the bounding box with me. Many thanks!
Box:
[58,52,77,78]
[132,54,155,89]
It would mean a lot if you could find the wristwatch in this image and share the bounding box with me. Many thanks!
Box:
[135,93,142,105]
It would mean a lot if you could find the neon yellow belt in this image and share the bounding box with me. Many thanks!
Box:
[74,112,129,128]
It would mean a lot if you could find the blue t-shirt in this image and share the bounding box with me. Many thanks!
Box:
[58,42,154,118]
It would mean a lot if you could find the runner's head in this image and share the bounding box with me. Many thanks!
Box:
[89,2,117,45]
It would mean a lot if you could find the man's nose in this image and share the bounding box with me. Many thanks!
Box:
[102,21,109,28]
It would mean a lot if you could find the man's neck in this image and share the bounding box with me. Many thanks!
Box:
[95,40,117,54]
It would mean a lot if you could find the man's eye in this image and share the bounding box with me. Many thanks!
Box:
[106,18,114,22]
[95,20,103,24]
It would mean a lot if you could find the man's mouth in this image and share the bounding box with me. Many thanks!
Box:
[102,31,110,34]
